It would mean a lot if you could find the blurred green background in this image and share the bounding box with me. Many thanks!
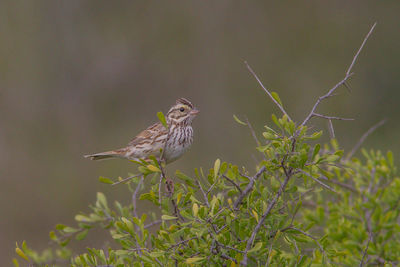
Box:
[1,0,399,264]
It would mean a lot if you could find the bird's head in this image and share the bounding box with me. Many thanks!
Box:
[166,98,199,125]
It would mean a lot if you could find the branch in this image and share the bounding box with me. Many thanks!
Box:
[299,170,338,193]
[313,113,354,121]
[233,166,266,210]
[222,174,242,194]
[144,220,162,229]
[241,170,291,265]
[346,119,386,160]
[196,179,210,207]
[301,22,377,127]
[359,232,373,267]
[245,62,292,121]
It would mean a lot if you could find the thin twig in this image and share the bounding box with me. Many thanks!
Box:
[233,166,266,210]
[320,176,358,194]
[313,113,354,121]
[299,170,338,193]
[196,179,210,207]
[359,232,373,267]
[245,61,292,121]
[301,23,377,127]
[346,119,386,160]
[347,22,377,77]
[144,220,162,229]
[245,116,261,146]
[167,237,198,251]
[112,173,142,186]
[222,175,242,194]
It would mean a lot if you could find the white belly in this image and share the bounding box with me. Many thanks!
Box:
[164,126,193,163]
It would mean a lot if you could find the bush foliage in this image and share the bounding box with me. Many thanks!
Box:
[14,111,400,266]
[14,24,399,267]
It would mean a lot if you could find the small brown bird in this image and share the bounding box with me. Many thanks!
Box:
[84,98,199,164]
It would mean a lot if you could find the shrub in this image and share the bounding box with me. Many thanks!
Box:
[15,23,399,267]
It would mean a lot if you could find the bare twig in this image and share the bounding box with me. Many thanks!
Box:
[233,166,266,210]
[320,176,358,194]
[112,173,142,186]
[144,220,162,229]
[222,175,242,194]
[346,119,386,160]
[167,237,198,251]
[347,22,377,77]
[313,113,354,121]
[299,170,338,193]
[301,23,377,127]
[245,62,292,121]
[245,116,261,146]
[196,179,210,207]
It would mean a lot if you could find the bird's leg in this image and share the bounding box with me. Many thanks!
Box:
[165,177,174,196]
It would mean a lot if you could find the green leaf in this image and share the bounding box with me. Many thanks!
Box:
[186,257,205,264]
[99,176,113,184]
[161,215,177,221]
[96,192,108,208]
[49,231,57,241]
[157,111,168,128]
[15,247,29,262]
[312,144,320,161]
[12,259,19,267]
[56,224,67,231]
[76,229,89,241]
[75,214,89,222]
[233,114,247,125]
[214,159,221,179]
[176,170,195,186]
[193,203,199,217]
[271,92,283,106]
[387,151,394,168]
[305,131,323,140]
[147,164,161,172]
[271,114,281,128]
[149,251,165,258]
[63,227,79,233]
[248,242,263,253]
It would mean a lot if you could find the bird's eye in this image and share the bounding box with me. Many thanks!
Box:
[179,107,185,112]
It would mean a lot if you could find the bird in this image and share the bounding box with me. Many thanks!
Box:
[84,98,199,164]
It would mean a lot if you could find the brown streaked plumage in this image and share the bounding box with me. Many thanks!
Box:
[84,98,199,163]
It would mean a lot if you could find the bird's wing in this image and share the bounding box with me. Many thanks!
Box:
[128,122,168,146]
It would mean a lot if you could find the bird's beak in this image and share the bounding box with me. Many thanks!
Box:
[190,108,200,116]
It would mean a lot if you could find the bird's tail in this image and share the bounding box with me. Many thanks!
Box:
[84,150,125,161]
